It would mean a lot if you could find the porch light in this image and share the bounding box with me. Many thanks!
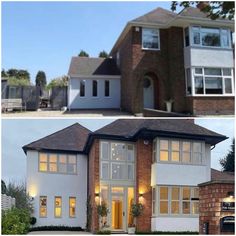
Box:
[95,193,100,197]
[139,193,144,198]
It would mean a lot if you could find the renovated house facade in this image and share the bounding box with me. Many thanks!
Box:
[23,119,227,232]
[68,6,234,115]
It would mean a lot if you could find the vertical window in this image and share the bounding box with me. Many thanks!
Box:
[111,163,126,179]
[101,142,109,160]
[160,140,169,161]
[192,188,199,214]
[224,77,233,94]
[202,27,220,47]
[101,162,109,179]
[152,187,156,215]
[152,139,157,163]
[127,144,134,162]
[186,68,192,95]
[80,80,85,97]
[68,155,76,174]
[194,76,204,94]
[49,154,57,172]
[39,153,48,172]
[192,26,201,45]
[182,142,191,163]
[92,80,98,97]
[105,80,110,97]
[184,27,190,47]
[221,29,230,47]
[193,142,202,164]
[55,197,62,217]
[142,28,160,49]
[182,187,191,214]
[171,141,180,162]
[40,196,47,217]
[171,187,180,214]
[127,164,134,180]
[69,197,76,217]
[111,143,126,161]
[159,187,168,214]
[128,187,134,226]
[58,154,67,173]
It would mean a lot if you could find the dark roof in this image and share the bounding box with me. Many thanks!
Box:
[131,7,177,25]
[68,57,120,76]
[23,123,91,154]
[211,168,235,182]
[92,119,227,145]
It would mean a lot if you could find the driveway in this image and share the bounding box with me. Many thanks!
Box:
[28,231,91,235]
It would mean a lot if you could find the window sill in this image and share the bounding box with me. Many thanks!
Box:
[186,94,235,97]
[154,161,205,167]
[189,45,232,51]
[152,214,199,218]
[142,47,160,51]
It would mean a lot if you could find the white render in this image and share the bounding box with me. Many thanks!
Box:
[68,76,120,109]
[26,150,87,228]
[184,47,234,68]
[151,217,199,232]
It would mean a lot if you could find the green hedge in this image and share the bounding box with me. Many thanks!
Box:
[95,230,111,234]
[136,231,199,235]
[29,225,84,232]
[2,208,31,234]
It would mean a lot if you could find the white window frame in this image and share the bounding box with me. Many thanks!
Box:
[92,80,98,97]
[54,196,62,218]
[142,27,160,51]
[69,197,76,218]
[39,196,47,218]
[80,80,86,97]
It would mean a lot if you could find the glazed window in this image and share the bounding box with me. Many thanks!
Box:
[55,197,62,218]
[171,141,180,162]
[39,153,48,172]
[49,154,57,172]
[192,188,199,214]
[182,187,191,214]
[159,187,168,214]
[58,155,67,173]
[142,28,160,50]
[92,80,98,97]
[182,142,191,163]
[69,197,76,217]
[80,80,85,97]
[152,187,156,215]
[193,142,202,164]
[171,187,180,214]
[39,196,47,217]
[105,80,110,97]
[160,140,169,161]
[68,155,76,174]
[184,27,190,47]
[186,68,192,95]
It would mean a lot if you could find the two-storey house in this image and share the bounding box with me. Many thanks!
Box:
[67,6,234,115]
[24,119,227,232]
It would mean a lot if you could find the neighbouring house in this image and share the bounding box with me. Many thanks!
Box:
[23,119,230,232]
[68,6,234,115]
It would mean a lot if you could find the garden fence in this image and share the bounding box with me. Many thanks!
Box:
[1,194,16,210]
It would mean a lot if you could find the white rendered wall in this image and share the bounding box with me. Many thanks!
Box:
[184,47,234,68]
[26,150,87,228]
[152,217,199,232]
[68,76,120,109]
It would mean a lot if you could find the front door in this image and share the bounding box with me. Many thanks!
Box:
[143,76,154,109]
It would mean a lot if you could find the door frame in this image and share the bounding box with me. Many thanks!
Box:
[143,75,154,109]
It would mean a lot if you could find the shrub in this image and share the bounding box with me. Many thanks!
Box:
[29,225,84,232]
[30,217,37,225]
[96,230,111,234]
[2,208,31,234]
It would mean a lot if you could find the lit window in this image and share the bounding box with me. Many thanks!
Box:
[80,80,85,97]
[152,187,156,215]
[49,154,57,172]
[68,155,76,174]
[160,140,169,161]
[182,187,191,214]
[192,188,199,214]
[182,142,191,163]
[69,197,76,217]
[171,187,180,214]
[105,80,110,97]
[55,197,62,218]
[39,153,48,172]
[171,141,180,162]
[92,80,98,97]
[159,187,168,214]
[58,155,67,173]
[152,140,157,163]
[142,28,160,50]
[111,143,126,161]
[128,187,134,226]
[40,196,47,217]
[112,163,126,179]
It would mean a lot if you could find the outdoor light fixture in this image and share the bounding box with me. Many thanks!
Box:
[95,193,100,197]
[227,191,234,198]
[144,140,149,145]
[139,193,144,198]
[135,27,140,32]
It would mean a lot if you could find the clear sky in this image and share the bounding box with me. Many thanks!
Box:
[1,118,234,184]
[2,1,178,83]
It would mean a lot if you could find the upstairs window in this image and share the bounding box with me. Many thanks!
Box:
[105,80,110,97]
[80,80,85,97]
[92,80,98,97]
[142,28,160,50]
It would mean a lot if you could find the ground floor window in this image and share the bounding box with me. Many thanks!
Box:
[39,196,47,217]
[185,67,234,96]
[54,197,62,217]
[152,186,199,216]
[69,197,76,217]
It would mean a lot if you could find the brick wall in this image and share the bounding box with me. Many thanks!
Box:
[88,139,100,232]
[135,139,152,232]
[199,182,235,234]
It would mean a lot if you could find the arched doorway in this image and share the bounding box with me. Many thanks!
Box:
[143,75,154,109]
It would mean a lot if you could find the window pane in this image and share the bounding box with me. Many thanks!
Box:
[69,197,76,217]
[160,187,168,200]
[160,140,168,150]
[194,76,204,94]
[192,27,200,44]
[101,162,109,179]
[40,153,47,162]
[80,80,85,97]
[186,68,192,94]
[202,28,220,47]
[92,80,98,97]
[105,80,110,97]
[112,164,126,179]
[172,141,179,151]
[193,188,199,198]
[184,27,189,47]
[128,187,135,225]
[40,208,47,217]
[171,151,179,162]
[40,196,47,217]
[49,163,57,172]
[171,201,179,214]
[128,164,134,180]
[193,142,202,152]
[111,143,126,161]
[39,163,47,172]
[160,201,168,214]
[204,68,222,76]
[127,145,134,162]
[55,197,61,206]
[68,163,76,173]
[59,155,67,173]
[111,187,124,194]
[68,155,76,164]
[223,68,231,76]
[59,155,67,163]
[183,142,191,152]
[142,28,159,49]
[49,154,57,163]
[183,201,190,214]
[183,188,190,200]
[224,78,232,94]
[193,153,202,164]
[221,30,229,47]
[160,151,168,161]
[101,142,109,160]
[172,188,179,200]
[195,68,203,74]
[192,202,199,214]
[182,152,191,163]
[101,186,108,205]
[40,197,47,206]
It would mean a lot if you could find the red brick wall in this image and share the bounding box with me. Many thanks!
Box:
[199,183,235,235]
[88,139,100,232]
[135,139,152,231]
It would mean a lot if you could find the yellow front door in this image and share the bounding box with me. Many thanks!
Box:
[112,195,123,230]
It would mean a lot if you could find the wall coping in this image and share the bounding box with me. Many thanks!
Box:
[198,180,235,187]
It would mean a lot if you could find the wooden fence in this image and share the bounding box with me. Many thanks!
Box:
[1,194,16,210]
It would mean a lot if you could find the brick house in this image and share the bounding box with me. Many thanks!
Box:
[24,119,229,232]
[68,6,234,115]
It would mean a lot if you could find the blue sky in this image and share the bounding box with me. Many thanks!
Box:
[2,1,178,83]
[1,118,234,184]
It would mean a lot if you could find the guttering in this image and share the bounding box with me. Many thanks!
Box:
[69,74,121,79]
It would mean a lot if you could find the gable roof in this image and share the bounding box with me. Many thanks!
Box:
[68,57,120,77]
[23,123,91,154]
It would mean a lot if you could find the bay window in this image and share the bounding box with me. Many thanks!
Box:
[142,28,160,50]
[186,67,234,96]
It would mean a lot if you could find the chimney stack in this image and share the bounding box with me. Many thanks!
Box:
[197,1,209,11]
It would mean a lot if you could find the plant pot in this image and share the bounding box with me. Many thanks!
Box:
[128,227,135,234]
[165,101,173,112]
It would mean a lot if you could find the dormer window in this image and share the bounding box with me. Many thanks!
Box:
[142,28,160,50]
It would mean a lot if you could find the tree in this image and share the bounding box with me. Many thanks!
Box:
[78,50,89,57]
[220,139,235,172]
[1,69,8,77]
[47,75,68,90]
[1,180,7,194]
[7,77,31,86]
[171,1,235,20]
[35,71,47,88]
[7,69,18,78]
[17,70,30,81]
[99,50,109,58]
[5,69,30,81]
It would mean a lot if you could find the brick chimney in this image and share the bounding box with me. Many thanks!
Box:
[197,1,209,11]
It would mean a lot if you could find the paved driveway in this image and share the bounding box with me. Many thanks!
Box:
[28,231,91,235]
